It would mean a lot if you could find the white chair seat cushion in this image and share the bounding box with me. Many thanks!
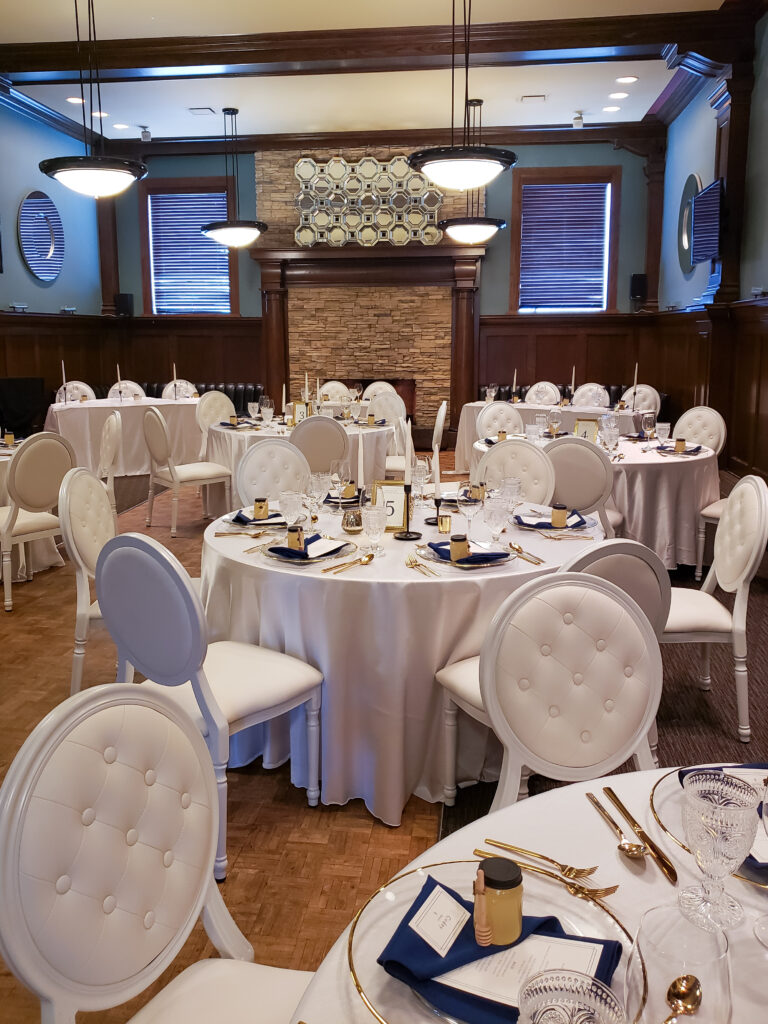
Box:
[154,462,230,485]
[128,958,313,1024]
[701,497,726,520]
[386,456,406,473]
[0,507,60,537]
[435,656,483,712]
[605,507,623,530]
[664,588,733,635]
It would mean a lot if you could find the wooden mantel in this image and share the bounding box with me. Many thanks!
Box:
[249,245,485,426]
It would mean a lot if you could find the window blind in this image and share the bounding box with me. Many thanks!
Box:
[518,182,611,312]
[148,191,231,314]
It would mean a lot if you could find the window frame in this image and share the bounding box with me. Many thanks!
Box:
[509,166,622,315]
[138,176,240,316]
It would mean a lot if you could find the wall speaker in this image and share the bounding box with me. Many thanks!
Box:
[114,293,134,317]
[630,274,647,303]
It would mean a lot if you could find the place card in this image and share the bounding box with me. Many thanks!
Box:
[408,885,470,957]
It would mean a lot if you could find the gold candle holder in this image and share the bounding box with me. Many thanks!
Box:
[4,432,15,446]
[367,412,375,426]
[341,508,363,534]
[470,482,486,501]
[438,513,452,534]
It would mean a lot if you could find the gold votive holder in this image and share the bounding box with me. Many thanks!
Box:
[512,396,520,403]
[367,413,375,426]
[229,414,238,426]
[438,513,452,534]
[470,482,486,501]
[4,433,15,446]
[79,395,87,402]
[252,498,269,520]
[341,508,363,534]
[285,415,295,428]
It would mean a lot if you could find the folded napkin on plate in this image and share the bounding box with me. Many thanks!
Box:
[378,875,622,1024]
[657,443,702,455]
[513,510,587,530]
[678,764,768,870]
[622,432,645,441]
[483,437,497,446]
[324,492,363,505]
[218,420,248,428]
[267,534,347,561]
[428,541,508,565]
[231,509,287,527]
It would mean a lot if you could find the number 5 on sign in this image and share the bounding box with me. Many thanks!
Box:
[372,480,408,532]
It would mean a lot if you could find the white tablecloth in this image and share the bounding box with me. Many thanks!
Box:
[0,453,64,582]
[44,397,201,476]
[292,768,767,1024]
[200,502,603,825]
[285,399,371,419]
[455,402,643,473]
[206,420,393,513]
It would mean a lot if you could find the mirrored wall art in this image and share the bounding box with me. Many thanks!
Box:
[18,191,65,282]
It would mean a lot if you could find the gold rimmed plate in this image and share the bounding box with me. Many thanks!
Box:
[256,538,356,566]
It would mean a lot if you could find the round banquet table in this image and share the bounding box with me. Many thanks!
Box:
[455,401,643,473]
[200,500,603,826]
[44,396,200,476]
[285,399,371,419]
[469,438,720,570]
[291,767,767,1024]
[205,419,393,515]
[0,450,63,582]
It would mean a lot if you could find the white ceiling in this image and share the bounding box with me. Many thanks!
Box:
[3,1,722,44]
[20,59,673,138]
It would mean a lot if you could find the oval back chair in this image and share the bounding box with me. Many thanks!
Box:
[107,380,145,400]
[290,416,350,472]
[162,378,197,399]
[476,401,524,439]
[544,435,616,537]
[55,381,95,403]
[362,380,397,401]
[620,384,661,414]
[525,381,560,405]
[319,380,351,402]
[235,438,311,503]
[195,389,236,460]
[673,405,727,456]
[473,439,555,503]
[97,410,122,530]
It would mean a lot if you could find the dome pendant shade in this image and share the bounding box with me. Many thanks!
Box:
[39,156,148,198]
[438,217,507,245]
[201,220,268,248]
[408,146,515,192]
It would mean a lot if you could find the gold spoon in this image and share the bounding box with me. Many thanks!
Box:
[331,552,374,574]
[662,975,702,1023]
[586,792,647,861]
[508,542,543,565]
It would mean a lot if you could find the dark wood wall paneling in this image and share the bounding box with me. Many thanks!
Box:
[727,299,768,480]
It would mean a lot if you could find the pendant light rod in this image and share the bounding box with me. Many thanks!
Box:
[201,106,267,248]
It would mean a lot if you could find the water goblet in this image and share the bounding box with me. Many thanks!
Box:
[519,970,626,1024]
[247,402,260,420]
[458,478,483,543]
[679,769,760,931]
[500,476,522,514]
[362,504,386,557]
[278,490,302,528]
[309,471,330,521]
[260,397,275,424]
[485,383,498,403]
[349,382,362,402]
[341,398,352,420]
[329,459,352,514]
[300,385,309,404]
[534,413,548,438]
[483,498,508,550]
[656,422,670,447]
[412,457,431,507]
[753,781,768,945]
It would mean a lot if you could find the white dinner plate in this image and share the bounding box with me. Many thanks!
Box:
[416,545,512,571]
[257,539,356,566]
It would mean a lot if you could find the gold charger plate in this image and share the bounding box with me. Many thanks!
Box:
[256,538,356,566]
[347,859,633,1024]
[416,545,512,572]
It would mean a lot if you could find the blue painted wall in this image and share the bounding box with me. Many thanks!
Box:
[742,13,768,298]
[0,105,101,314]
[114,153,262,316]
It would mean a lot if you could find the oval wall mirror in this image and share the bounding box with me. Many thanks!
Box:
[17,190,65,282]
[677,173,702,275]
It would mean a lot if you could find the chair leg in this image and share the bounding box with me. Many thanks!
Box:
[698,644,711,691]
[23,542,33,581]
[224,478,232,515]
[305,689,321,807]
[146,478,155,527]
[489,751,522,812]
[695,517,706,582]
[70,612,90,695]
[2,544,12,612]
[733,639,751,743]
[442,690,458,806]
[171,486,179,538]
[213,760,229,881]
[518,765,531,800]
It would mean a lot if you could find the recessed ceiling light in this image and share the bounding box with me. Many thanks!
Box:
[112,123,129,130]
[92,110,108,118]
[616,76,638,84]
[609,92,629,100]
[603,106,621,113]
[66,96,85,104]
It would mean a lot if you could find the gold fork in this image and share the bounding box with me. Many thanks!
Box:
[484,838,597,878]
[473,849,618,900]
[406,554,438,577]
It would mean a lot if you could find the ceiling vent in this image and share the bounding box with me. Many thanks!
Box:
[520,94,547,103]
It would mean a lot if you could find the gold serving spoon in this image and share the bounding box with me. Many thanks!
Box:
[662,975,702,1023]
[586,792,647,861]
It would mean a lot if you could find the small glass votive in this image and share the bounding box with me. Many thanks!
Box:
[438,513,452,534]
[252,498,269,520]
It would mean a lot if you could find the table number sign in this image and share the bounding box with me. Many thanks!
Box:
[574,419,599,443]
[372,480,408,531]
[294,402,308,423]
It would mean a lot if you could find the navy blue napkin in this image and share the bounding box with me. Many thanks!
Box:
[267,533,346,560]
[428,541,508,565]
[512,510,587,531]
[231,510,286,526]
[678,765,768,870]
[324,491,365,505]
[378,876,622,1024]
[484,437,497,446]
[657,444,702,455]
[622,432,645,441]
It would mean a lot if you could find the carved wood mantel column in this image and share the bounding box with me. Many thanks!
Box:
[451,255,482,429]
[257,258,290,407]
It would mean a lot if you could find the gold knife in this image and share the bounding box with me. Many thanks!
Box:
[603,786,678,885]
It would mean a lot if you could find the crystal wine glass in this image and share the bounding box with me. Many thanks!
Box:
[485,383,498,402]
[362,504,386,557]
[260,396,274,423]
[679,769,760,931]
[309,471,330,521]
[547,408,562,437]
[753,780,768,946]
[500,476,523,514]
[458,478,483,543]
[329,459,351,514]
[483,498,508,550]
[641,411,656,447]
[412,457,430,507]
[278,490,302,528]
[518,970,626,1024]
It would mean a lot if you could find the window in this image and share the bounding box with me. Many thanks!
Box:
[139,178,239,315]
[510,167,621,313]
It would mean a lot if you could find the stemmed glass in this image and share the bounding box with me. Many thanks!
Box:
[501,476,522,514]
[341,398,352,420]
[754,782,768,946]
[260,396,275,424]
[309,471,331,522]
[247,402,260,420]
[458,478,483,543]
[412,457,431,506]
[278,490,302,530]
[547,408,562,437]
[329,459,352,514]
[362,505,386,557]
[656,422,671,448]
[679,769,760,931]
[483,498,508,550]
[349,382,362,402]
[641,411,656,449]
[485,383,498,402]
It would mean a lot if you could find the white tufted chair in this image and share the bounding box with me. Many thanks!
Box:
[195,389,236,461]
[370,390,407,426]
[362,380,397,401]
[319,379,351,401]
[473,439,555,503]
[544,435,622,538]
[55,380,96,403]
[432,400,448,452]
[1,431,75,612]
[620,384,661,414]
[662,474,768,743]
[144,408,231,538]
[97,410,122,531]
[476,401,525,439]
[525,381,561,406]
[385,416,409,479]
[290,416,350,472]
[436,573,662,810]
[107,379,145,400]
[96,534,323,880]
[0,684,313,1024]
[572,383,610,408]
[162,378,197,400]
[235,438,311,504]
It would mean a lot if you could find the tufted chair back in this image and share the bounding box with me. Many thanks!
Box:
[480,573,662,810]
[710,475,768,595]
[56,381,96,403]
[525,381,560,406]
[161,378,197,400]
[195,390,236,460]
[620,384,661,415]
[290,416,349,472]
[432,400,448,451]
[60,468,116,580]
[143,408,177,482]
[474,439,555,503]
[371,390,407,425]
[236,439,311,503]
[7,432,75,513]
[544,435,614,535]
[673,405,727,455]
[319,379,351,401]
[363,380,397,401]
[572,383,610,408]
[107,380,145,400]
[560,539,671,639]
[476,401,524,439]
[97,411,122,529]
[0,683,254,1018]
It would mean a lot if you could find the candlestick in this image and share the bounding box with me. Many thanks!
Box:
[281,382,286,413]
[173,361,178,400]
[61,360,67,402]
[404,419,412,486]
[394,482,422,541]
[632,361,638,410]
[571,365,575,395]
[512,367,517,396]
[357,423,365,497]
[432,444,441,497]
[305,371,309,398]
[316,377,320,401]
[117,364,122,402]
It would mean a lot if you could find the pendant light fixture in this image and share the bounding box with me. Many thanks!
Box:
[201,107,267,248]
[39,0,147,198]
[438,98,507,244]
[409,0,516,192]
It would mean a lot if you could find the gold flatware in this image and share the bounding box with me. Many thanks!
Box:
[603,786,678,885]
[405,554,439,577]
[508,542,544,565]
[331,552,374,574]
[320,556,359,573]
[663,975,702,1023]
[484,837,597,878]
[586,792,647,861]
[214,530,268,538]
[541,533,595,542]
[473,849,618,901]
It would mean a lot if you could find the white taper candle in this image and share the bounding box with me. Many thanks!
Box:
[512,368,516,394]
[571,365,575,394]
[433,444,441,497]
[404,419,412,486]
[61,360,66,386]
[281,383,286,412]
[357,424,365,493]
